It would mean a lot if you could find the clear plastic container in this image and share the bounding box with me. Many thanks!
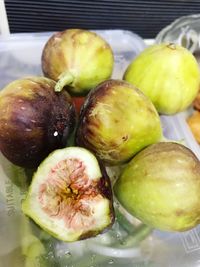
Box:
[0,30,200,267]
[156,14,200,54]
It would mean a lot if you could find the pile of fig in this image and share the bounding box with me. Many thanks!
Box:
[1,29,200,242]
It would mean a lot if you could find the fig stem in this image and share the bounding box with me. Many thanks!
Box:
[123,224,153,247]
[55,71,74,92]
[115,205,152,246]
[115,208,137,233]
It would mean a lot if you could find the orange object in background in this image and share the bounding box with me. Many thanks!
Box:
[72,96,85,115]
[187,111,200,144]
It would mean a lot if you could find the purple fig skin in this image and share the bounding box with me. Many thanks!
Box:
[76,79,162,165]
[0,77,76,168]
[79,161,115,240]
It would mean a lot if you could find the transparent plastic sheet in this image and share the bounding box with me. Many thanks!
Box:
[0,30,200,267]
[156,14,200,53]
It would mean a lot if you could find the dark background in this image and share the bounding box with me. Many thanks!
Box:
[4,0,200,38]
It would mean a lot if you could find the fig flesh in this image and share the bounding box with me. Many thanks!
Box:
[123,43,200,115]
[114,142,200,232]
[22,147,114,242]
[76,79,162,165]
[0,77,76,168]
[42,29,114,95]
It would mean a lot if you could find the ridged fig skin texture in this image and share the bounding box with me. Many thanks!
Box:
[123,43,200,115]
[76,79,162,165]
[0,77,76,168]
[42,29,114,95]
[114,142,200,232]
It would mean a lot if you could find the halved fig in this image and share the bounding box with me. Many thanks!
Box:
[22,147,114,242]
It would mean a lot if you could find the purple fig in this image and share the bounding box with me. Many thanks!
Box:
[76,79,162,165]
[0,77,76,168]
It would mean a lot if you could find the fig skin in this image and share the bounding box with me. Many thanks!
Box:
[76,79,162,165]
[123,43,200,115]
[42,29,114,95]
[114,142,200,232]
[22,147,115,242]
[0,77,76,168]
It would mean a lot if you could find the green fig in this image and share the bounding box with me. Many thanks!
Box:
[123,43,200,115]
[42,29,114,95]
[76,79,162,165]
[0,77,76,168]
[22,147,114,242]
[114,142,200,232]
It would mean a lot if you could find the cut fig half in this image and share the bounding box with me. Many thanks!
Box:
[22,147,114,242]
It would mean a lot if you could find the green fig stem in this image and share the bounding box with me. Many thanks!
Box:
[115,208,137,233]
[115,204,153,246]
[55,71,74,92]
[123,224,153,247]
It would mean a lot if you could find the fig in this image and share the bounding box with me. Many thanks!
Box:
[22,147,114,242]
[123,43,200,115]
[0,77,76,168]
[114,142,200,232]
[76,79,162,165]
[42,29,114,95]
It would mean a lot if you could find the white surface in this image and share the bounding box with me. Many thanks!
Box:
[0,0,10,36]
